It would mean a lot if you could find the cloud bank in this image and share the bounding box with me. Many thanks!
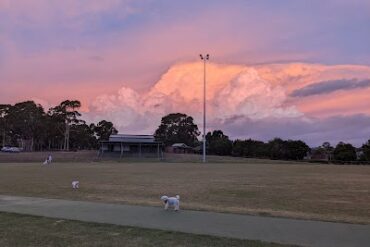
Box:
[219,114,370,147]
[87,63,302,133]
[84,62,370,146]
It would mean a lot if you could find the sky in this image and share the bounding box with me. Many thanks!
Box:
[1,0,370,146]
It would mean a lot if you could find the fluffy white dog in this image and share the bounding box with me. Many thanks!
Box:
[161,195,180,211]
[72,181,79,189]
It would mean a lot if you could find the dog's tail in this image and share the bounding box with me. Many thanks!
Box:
[176,195,180,200]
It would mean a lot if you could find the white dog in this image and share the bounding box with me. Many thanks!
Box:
[161,195,180,211]
[72,181,79,189]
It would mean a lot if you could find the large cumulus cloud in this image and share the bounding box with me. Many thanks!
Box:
[87,62,304,134]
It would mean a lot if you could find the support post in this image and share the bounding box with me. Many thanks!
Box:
[200,54,209,163]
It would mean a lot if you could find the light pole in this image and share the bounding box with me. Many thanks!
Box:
[199,54,209,163]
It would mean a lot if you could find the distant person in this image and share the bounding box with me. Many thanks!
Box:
[43,154,52,165]
[47,154,52,164]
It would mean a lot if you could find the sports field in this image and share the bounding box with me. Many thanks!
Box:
[0,154,369,224]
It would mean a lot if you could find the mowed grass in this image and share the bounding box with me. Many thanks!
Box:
[0,160,369,224]
[0,212,296,247]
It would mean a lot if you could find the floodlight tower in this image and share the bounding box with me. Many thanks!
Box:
[199,54,209,163]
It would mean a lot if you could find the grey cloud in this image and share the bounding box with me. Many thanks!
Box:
[214,114,370,147]
[291,79,370,97]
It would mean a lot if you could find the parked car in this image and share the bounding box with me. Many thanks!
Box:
[1,146,11,152]
[1,146,22,153]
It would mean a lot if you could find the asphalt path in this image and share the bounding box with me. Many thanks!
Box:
[1,195,369,247]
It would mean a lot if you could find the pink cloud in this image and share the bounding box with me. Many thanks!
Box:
[294,88,370,117]
[84,62,370,138]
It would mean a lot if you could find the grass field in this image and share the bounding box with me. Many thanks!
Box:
[0,212,296,247]
[0,151,298,163]
[0,157,369,224]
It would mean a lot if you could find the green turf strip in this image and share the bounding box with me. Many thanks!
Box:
[0,212,298,247]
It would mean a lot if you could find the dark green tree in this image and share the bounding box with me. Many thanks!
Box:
[69,123,98,150]
[232,139,268,158]
[0,104,11,147]
[285,140,310,160]
[93,120,118,141]
[267,138,287,160]
[154,113,200,146]
[5,101,46,151]
[206,130,232,156]
[0,99,120,151]
[48,100,82,151]
[333,142,357,161]
[361,139,370,161]
[232,139,246,157]
[322,141,334,160]
[243,139,268,158]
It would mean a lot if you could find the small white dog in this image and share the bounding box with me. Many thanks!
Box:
[71,181,79,189]
[161,195,180,211]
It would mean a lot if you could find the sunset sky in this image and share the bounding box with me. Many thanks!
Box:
[1,0,370,146]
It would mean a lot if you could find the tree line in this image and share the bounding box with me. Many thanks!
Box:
[1,104,369,162]
[154,113,370,162]
[0,100,118,151]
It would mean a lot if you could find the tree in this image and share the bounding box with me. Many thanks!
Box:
[69,123,98,150]
[154,113,200,146]
[285,140,310,160]
[206,130,232,156]
[243,139,268,158]
[333,142,357,161]
[48,100,82,151]
[266,138,309,160]
[232,139,268,158]
[322,141,334,160]
[267,138,287,160]
[232,139,246,157]
[93,120,118,141]
[5,101,46,151]
[311,146,327,159]
[361,139,370,161]
[0,104,11,147]
[0,99,120,151]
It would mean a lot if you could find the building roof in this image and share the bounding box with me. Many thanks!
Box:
[103,134,159,144]
[193,145,202,151]
[172,143,192,148]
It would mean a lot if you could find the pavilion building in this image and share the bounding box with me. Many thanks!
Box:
[99,134,163,159]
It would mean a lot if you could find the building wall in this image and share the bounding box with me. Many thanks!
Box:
[101,143,161,154]
[165,146,194,154]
